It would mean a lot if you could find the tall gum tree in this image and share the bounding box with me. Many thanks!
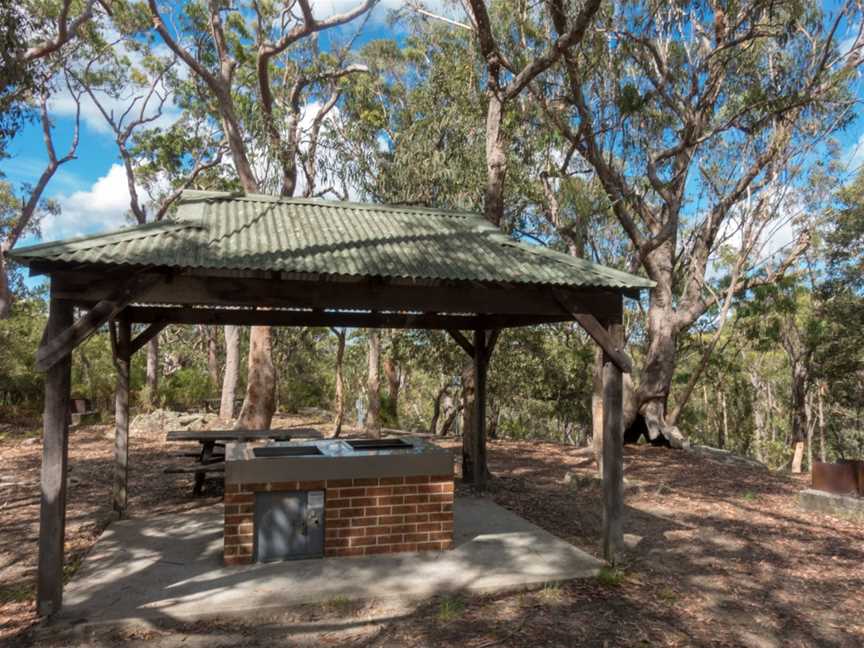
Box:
[147,0,377,428]
[538,0,864,445]
[74,28,227,401]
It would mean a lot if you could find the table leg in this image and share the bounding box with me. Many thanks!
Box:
[194,441,214,496]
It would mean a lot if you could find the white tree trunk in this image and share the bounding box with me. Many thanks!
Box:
[220,325,240,420]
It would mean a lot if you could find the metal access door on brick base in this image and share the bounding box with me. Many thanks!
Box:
[254,490,324,562]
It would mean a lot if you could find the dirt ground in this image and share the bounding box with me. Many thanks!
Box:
[1,415,862,647]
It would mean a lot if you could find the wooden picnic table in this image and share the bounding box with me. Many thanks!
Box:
[165,428,324,495]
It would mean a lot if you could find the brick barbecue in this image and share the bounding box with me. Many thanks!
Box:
[223,438,454,565]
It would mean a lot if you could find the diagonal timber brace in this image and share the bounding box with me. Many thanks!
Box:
[446,329,475,357]
[129,320,167,356]
[554,291,633,373]
[36,273,161,372]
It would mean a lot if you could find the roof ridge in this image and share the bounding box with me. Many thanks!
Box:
[178,189,482,220]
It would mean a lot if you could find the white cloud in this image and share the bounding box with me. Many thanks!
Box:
[313,0,461,27]
[40,164,135,240]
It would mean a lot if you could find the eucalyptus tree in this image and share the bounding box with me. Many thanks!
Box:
[814,169,864,458]
[71,9,229,400]
[532,0,864,446]
[147,0,378,428]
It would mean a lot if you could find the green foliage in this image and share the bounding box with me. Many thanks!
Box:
[437,595,465,622]
[0,298,46,406]
[159,368,215,412]
[0,6,35,159]
[596,566,625,587]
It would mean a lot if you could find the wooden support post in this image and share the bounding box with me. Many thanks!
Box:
[37,296,73,617]
[472,329,488,490]
[113,317,131,517]
[602,317,625,564]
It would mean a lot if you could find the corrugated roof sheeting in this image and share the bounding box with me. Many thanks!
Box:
[11,190,654,290]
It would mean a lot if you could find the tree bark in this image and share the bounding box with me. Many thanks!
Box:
[460,359,475,475]
[482,91,507,227]
[205,327,220,388]
[236,326,276,429]
[719,389,727,450]
[805,391,814,473]
[0,253,11,320]
[146,336,159,404]
[630,256,686,447]
[750,373,765,463]
[219,325,240,420]
[440,403,462,437]
[383,354,400,425]
[429,383,449,436]
[592,345,603,476]
[332,329,346,438]
[818,382,826,463]
[365,330,381,436]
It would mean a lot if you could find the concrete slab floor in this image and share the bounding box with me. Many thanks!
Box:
[54,496,603,628]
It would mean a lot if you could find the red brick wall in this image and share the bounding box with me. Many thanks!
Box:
[224,475,454,565]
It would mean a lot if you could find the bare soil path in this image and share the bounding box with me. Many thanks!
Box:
[1,419,861,647]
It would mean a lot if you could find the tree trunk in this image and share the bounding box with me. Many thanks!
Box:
[0,252,11,319]
[237,326,276,429]
[146,336,159,405]
[206,327,220,388]
[592,345,604,476]
[805,391,814,473]
[790,361,808,474]
[365,330,381,436]
[220,325,240,420]
[628,267,686,448]
[332,329,346,438]
[719,389,727,450]
[488,400,499,440]
[750,373,765,463]
[429,383,449,436]
[440,402,461,437]
[383,354,400,426]
[818,382,826,463]
[460,360,475,475]
[482,91,507,227]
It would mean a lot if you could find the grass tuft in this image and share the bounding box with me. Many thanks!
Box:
[596,565,626,587]
[0,583,35,605]
[437,594,465,621]
[323,595,353,614]
[537,581,564,603]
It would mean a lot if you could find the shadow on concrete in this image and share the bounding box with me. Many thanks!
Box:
[44,496,601,633]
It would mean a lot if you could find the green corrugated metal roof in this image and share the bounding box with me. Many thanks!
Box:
[10,190,654,291]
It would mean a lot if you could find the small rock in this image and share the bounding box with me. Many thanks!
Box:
[623,533,643,549]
